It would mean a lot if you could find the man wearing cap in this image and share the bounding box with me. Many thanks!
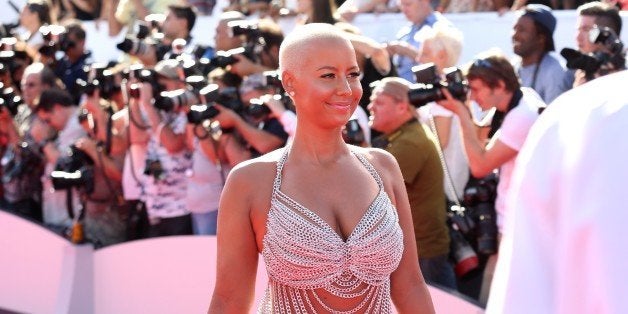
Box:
[368,77,455,291]
[134,58,193,237]
[512,4,572,104]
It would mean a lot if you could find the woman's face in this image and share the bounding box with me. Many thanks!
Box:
[288,37,363,129]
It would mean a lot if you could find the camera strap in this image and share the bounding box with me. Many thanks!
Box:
[426,110,463,209]
[105,106,114,155]
[488,88,522,139]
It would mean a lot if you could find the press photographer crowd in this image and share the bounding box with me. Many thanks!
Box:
[0,0,626,308]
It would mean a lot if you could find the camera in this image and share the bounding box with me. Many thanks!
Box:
[342,118,365,146]
[462,173,499,255]
[408,63,468,108]
[76,64,119,99]
[116,37,154,58]
[206,46,257,70]
[186,85,245,124]
[50,145,95,194]
[187,104,220,124]
[1,141,42,183]
[38,24,74,57]
[158,81,219,112]
[143,158,165,181]
[0,83,23,116]
[0,49,21,77]
[116,14,163,58]
[449,225,479,277]
[247,97,272,120]
[561,26,625,79]
[126,66,165,102]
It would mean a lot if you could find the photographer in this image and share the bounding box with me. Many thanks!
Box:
[368,77,455,290]
[69,81,131,247]
[226,19,284,79]
[570,2,624,87]
[34,88,86,232]
[136,59,193,237]
[16,0,53,59]
[436,52,544,304]
[53,20,93,102]
[119,4,199,67]
[0,63,58,222]
[212,83,289,166]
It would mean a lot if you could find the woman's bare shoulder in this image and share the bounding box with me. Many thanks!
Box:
[226,147,285,187]
[351,146,399,171]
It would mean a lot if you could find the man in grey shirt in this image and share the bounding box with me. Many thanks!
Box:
[512,4,572,104]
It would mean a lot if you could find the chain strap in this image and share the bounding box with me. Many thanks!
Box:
[427,112,464,210]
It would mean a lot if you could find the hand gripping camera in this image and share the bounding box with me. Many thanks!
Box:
[408,63,468,108]
[561,26,625,80]
[50,145,95,194]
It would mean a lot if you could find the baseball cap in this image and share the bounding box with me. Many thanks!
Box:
[154,59,182,81]
[521,4,557,51]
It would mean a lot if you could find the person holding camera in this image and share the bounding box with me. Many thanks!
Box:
[136,59,193,237]
[415,25,469,205]
[53,20,93,102]
[17,0,54,59]
[571,1,624,87]
[368,77,455,291]
[34,88,87,233]
[436,52,545,305]
[159,4,200,61]
[68,84,131,247]
[0,63,58,222]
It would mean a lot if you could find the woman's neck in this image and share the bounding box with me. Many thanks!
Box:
[290,127,351,166]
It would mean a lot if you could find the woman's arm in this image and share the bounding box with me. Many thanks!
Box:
[433,115,452,149]
[208,165,260,313]
[370,149,435,313]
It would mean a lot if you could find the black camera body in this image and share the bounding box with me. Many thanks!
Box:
[561,26,625,79]
[187,104,220,124]
[1,141,42,183]
[76,64,119,99]
[186,85,245,124]
[0,84,23,116]
[205,46,257,70]
[50,145,95,194]
[143,158,165,181]
[408,63,468,108]
[342,118,365,146]
[462,173,499,255]
[116,37,153,58]
[38,24,74,57]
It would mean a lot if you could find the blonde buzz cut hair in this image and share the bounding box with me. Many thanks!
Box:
[279,23,351,75]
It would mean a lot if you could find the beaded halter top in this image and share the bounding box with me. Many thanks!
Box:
[259,147,404,313]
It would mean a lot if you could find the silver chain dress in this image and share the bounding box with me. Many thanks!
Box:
[258,146,405,313]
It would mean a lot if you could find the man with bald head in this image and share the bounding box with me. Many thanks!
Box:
[210,23,435,313]
[0,63,57,221]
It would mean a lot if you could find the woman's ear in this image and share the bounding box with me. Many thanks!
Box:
[281,70,296,96]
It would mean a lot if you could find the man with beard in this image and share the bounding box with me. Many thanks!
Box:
[511,4,571,104]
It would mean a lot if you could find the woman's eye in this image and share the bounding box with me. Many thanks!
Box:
[321,73,335,79]
[348,72,361,79]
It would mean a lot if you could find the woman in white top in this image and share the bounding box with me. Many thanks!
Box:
[209,23,434,313]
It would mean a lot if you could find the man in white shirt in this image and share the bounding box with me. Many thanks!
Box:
[487,69,628,314]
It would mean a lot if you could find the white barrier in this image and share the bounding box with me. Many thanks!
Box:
[0,210,483,314]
